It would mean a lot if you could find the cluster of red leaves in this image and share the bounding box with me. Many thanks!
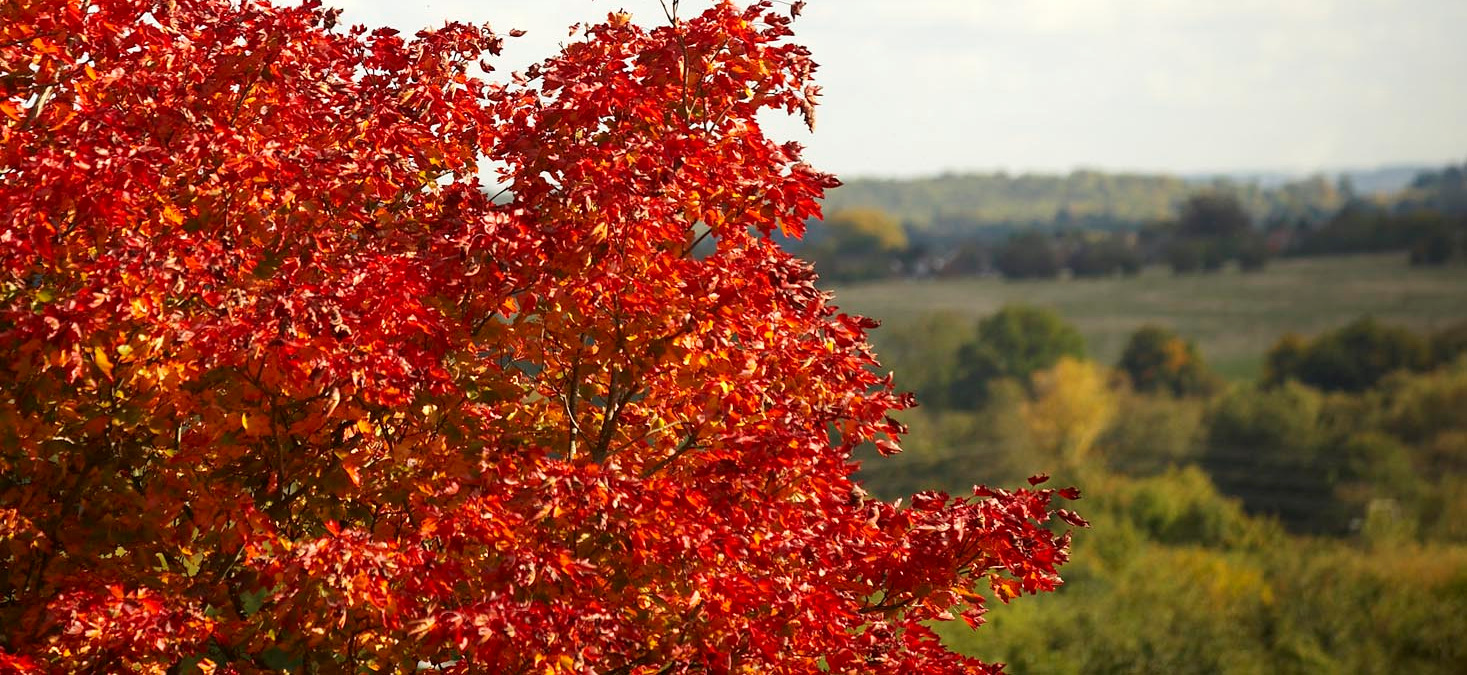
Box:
[0,0,1083,671]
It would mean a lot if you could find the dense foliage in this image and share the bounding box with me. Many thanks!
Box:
[946,306,1087,409]
[821,170,1347,233]
[0,0,1083,671]
[1116,325,1220,398]
[802,208,909,282]
[1163,192,1271,274]
[1265,317,1447,392]
[798,162,1466,283]
[1291,201,1467,265]
[862,308,1467,672]
[991,233,1065,280]
[822,163,1464,237]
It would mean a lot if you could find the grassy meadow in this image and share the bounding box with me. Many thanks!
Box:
[831,253,1467,379]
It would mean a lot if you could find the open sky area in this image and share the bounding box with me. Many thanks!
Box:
[331,0,1467,179]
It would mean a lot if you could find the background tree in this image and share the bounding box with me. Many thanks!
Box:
[872,311,973,409]
[949,305,1087,408]
[1293,199,1393,256]
[994,231,1063,279]
[1265,333,1311,386]
[1163,191,1266,274]
[1432,320,1467,365]
[1117,325,1221,397]
[1068,236,1142,278]
[0,0,1081,671]
[820,207,909,252]
[1236,234,1270,272]
[1403,209,1463,266]
[803,207,909,281]
[1165,239,1205,274]
[1402,161,1467,215]
[1177,191,1253,240]
[1099,391,1206,476]
[1200,383,1340,532]
[1021,358,1116,471]
[1266,317,1433,392]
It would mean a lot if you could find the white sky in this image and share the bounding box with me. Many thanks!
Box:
[328,0,1467,179]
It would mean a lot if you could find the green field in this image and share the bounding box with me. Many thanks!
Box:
[830,253,1467,379]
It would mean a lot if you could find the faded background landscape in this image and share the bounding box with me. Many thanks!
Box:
[348,1,1466,671]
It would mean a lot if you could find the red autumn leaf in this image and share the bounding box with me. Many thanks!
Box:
[1,0,1081,672]
[1057,509,1091,527]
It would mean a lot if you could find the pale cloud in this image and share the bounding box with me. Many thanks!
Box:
[324,0,1467,177]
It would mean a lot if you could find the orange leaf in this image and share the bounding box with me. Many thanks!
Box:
[162,204,184,225]
[92,345,114,379]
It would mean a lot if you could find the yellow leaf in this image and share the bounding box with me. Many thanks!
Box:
[162,204,184,225]
[93,346,114,378]
[241,412,252,432]
[356,418,375,435]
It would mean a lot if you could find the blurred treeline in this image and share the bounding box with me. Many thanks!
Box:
[857,305,1467,673]
[802,162,1467,283]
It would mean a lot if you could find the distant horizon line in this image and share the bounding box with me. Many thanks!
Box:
[834,157,1467,183]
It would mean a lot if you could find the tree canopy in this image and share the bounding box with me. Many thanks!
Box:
[949,305,1087,408]
[1176,192,1252,240]
[1266,318,1434,392]
[1117,325,1220,397]
[0,0,1081,671]
[820,208,909,253]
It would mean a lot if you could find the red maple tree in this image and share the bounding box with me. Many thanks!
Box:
[0,0,1083,671]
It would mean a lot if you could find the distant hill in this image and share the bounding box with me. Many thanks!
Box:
[1183,165,1431,195]
[1335,165,1432,195]
[822,171,1185,235]
[821,164,1449,240]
